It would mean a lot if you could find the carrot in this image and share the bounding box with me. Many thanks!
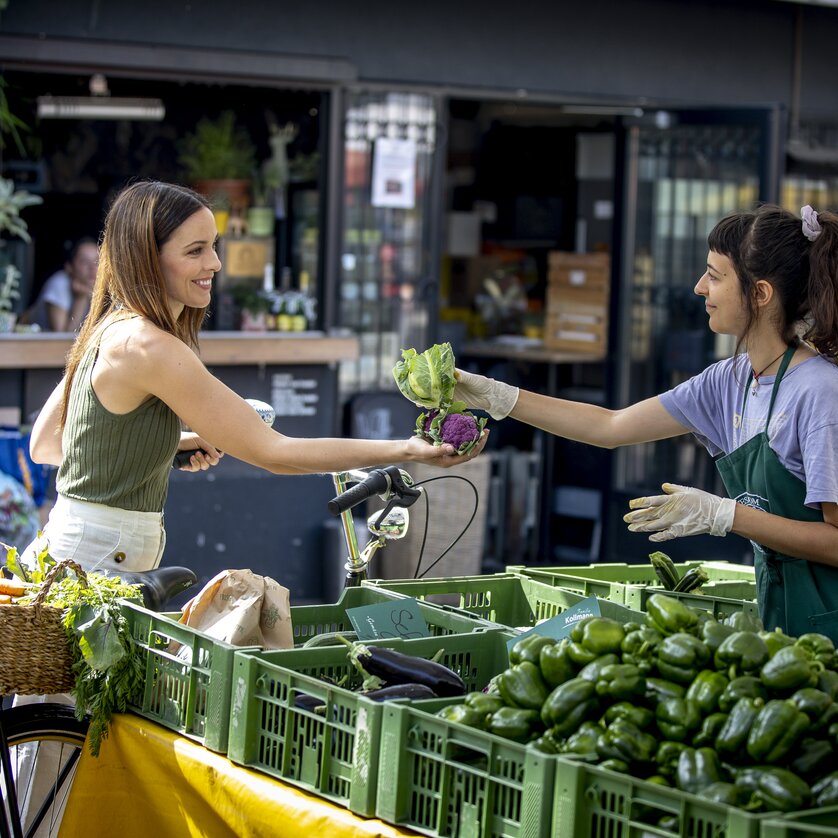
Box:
[0,578,28,597]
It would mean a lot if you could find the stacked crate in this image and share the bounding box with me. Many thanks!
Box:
[544,251,610,353]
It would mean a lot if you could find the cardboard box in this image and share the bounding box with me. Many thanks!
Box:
[547,252,610,295]
[543,286,608,354]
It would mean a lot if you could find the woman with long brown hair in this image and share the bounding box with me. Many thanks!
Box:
[27,180,485,574]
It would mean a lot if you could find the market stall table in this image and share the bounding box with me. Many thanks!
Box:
[59,714,419,838]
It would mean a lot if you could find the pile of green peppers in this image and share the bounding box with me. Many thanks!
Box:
[434,593,838,815]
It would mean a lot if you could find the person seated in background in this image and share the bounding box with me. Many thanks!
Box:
[21,237,99,332]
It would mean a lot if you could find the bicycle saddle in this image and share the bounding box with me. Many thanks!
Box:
[112,566,198,611]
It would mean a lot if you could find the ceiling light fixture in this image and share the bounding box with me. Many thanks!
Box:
[36,95,165,121]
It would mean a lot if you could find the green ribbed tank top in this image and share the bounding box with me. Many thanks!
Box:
[57,342,181,512]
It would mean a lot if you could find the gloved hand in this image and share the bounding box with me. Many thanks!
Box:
[453,369,519,420]
[623,483,736,542]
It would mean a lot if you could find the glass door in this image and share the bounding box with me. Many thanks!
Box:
[336,90,442,397]
[605,107,782,561]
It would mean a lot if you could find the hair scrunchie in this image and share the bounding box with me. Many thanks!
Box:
[801,205,822,242]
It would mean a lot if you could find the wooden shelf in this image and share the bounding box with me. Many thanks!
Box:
[0,331,359,369]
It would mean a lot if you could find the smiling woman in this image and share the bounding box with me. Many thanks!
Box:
[23,180,487,577]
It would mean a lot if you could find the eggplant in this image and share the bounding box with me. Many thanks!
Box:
[361,683,438,701]
[294,692,326,712]
[342,638,466,697]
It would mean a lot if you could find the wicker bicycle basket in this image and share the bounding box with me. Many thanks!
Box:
[0,559,87,696]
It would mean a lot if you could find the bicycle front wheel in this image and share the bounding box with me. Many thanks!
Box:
[2,703,89,838]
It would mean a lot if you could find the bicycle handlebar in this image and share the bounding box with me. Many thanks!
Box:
[327,465,421,515]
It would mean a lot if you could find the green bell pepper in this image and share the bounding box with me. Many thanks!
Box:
[760,627,796,658]
[621,625,662,674]
[796,632,835,668]
[693,712,728,749]
[714,631,770,678]
[754,767,812,813]
[818,668,838,701]
[700,619,735,655]
[646,593,699,636]
[463,691,506,717]
[701,781,753,807]
[497,662,550,710]
[685,669,729,715]
[655,696,701,742]
[599,758,630,774]
[487,707,542,742]
[577,653,621,683]
[655,740,689,779]
[717,675,767,713]
[789,686,833,724]
[656,633,711,684]
[760,645,822,692]
[715,696,764,757]
[538,639,577,688]
[746,699,810,764]
[540,677,599,736]
[675,746,723,795]
[645,677,686,705]
[435,704,487,728]
[559,720,602,756]
[724,610,763,633]
[509,633,556,666]
[595,663,645,701]
[603,701,655,730]
[789,736,834,781]
[812,771,838,807]
[569,616,626,658]
[595,718,657,766]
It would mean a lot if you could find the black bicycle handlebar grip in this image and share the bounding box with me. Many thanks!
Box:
[327,468,391,515]
[173,448,203,469]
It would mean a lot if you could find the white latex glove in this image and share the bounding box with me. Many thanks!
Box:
[453,369,519,420]
[623,483,736,542]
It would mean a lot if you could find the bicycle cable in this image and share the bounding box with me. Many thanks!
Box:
[408,474,479,579]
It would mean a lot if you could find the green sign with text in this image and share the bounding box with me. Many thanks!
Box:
[346,598,431,641]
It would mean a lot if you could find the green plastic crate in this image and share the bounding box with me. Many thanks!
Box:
[227,629,513,817]
[377,692,555,837]
[122,599,256,753]
[760,807,838,837]
[553,757,781,838]
[506,561,759,620]
[290,584,499,643]
[363,573,642,631]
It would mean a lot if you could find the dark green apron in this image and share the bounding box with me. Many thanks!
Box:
[716,346,838,642]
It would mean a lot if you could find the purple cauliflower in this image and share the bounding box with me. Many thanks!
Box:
[415,401,487,455]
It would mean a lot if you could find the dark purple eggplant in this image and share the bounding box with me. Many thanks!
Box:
[361,683,438,701]
[294,692,326,712]
[342,638,466,697]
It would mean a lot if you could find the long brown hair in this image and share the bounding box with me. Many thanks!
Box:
[708,203,838,361]
[60,181,212,425]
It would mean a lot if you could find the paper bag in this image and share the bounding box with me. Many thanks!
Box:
[179,568,293,650]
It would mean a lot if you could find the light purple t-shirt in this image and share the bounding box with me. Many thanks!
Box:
[659,353,838,509]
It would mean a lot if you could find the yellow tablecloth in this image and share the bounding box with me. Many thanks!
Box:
[60,714,418,837]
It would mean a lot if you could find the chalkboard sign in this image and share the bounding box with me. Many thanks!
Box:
[346,598,431,641]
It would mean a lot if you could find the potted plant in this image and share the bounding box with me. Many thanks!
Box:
[246,171,275,238]
[230,283,270,332]
[0,176,42,332]
[177,111,257,211]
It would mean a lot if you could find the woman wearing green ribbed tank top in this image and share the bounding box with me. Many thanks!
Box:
[25,180,487,575]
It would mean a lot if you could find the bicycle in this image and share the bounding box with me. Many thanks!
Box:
[0,565,197,838]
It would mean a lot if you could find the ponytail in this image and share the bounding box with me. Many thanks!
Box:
[803,209,838,361]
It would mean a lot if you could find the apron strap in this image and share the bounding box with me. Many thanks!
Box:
[740,344,796,420]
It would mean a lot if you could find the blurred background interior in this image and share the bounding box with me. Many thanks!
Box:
[2,0,838,602]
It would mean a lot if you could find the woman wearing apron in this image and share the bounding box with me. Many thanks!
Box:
[452,203,838,642]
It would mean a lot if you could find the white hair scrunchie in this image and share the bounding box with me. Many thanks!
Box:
[801,205,822,242]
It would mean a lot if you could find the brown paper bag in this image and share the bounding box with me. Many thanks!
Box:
[178,568,293,650]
